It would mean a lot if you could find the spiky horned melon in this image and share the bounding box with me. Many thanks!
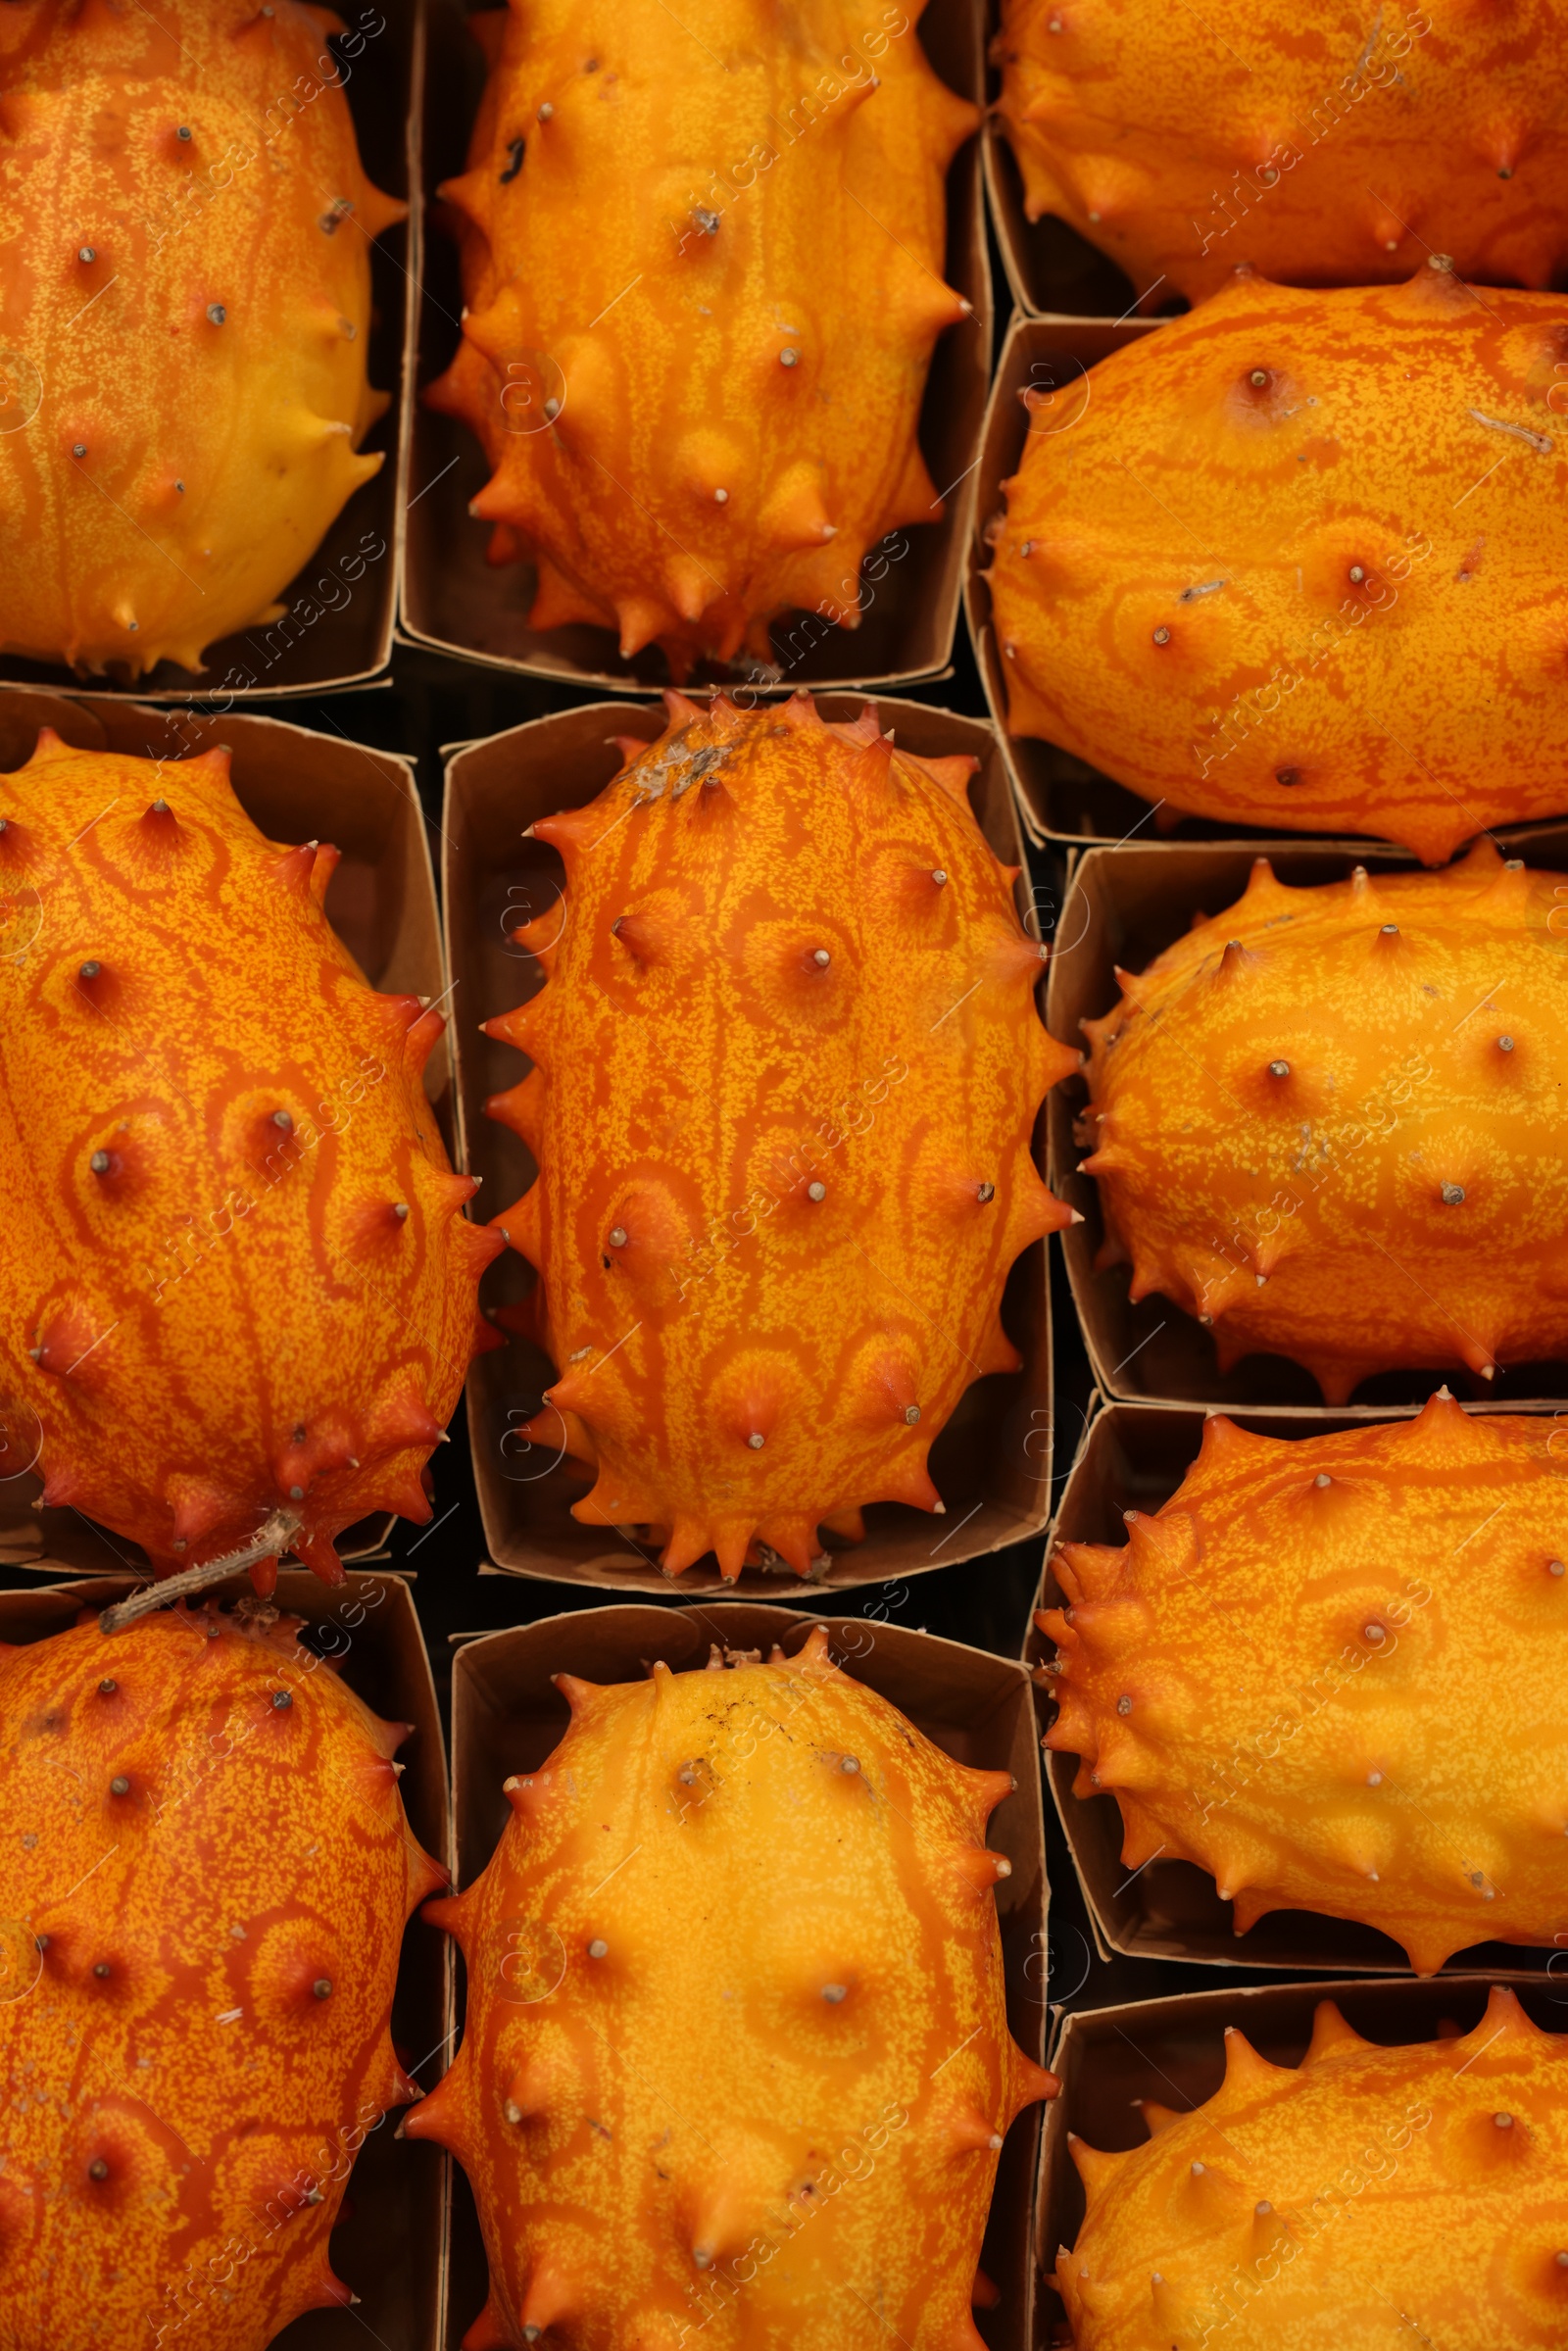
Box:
[1054,1988,1568,2350]
[987,268,1568,862]
[428,0,978,677]
[0,1599,445,2351]
[0,734,504,1586]
[0,0,403,678]
[993,0,1568,310]
[406,1627,1055,2351]
[1077,844,1568,1401]
[1040,1395,1568,1973]
[484,691,1078,1582]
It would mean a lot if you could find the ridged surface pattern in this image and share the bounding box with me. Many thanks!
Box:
[1077,846,1568,1399]
[1040,1396,1568,1972]
[408,1628,1054,2351]
[1055,1989,1568,2348]
[988,270,1568,860]
[484,691,1077,1581]
[0,1602,445,2351]
[0,0,403,675]
[0,735,503,1583]
[429,0,978,673]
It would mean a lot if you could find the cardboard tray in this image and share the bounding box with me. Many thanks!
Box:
[440,695,1056,1593]
[0,1569,451,2351]
[1023,1396,1568,1976]
[0,689,449,1574]
[981,0,1168,323]
[399,0,993,694]
[442,1603,1048,2351]
[1036,1973,1568,2346]
[1043,828,1568,1408]
[0,3,416,704]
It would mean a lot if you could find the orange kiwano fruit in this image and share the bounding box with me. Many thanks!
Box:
[1077,846,1568,1400]
[429,0,978,674]
[993,0,1568,308]
[1040,1396,1568,1974]
[483,692,1077,1581]
[0,0,404,677]
[0,1601,446,2351]
[0,735,503,1587]
[988,269,1568,861]
[407,1629,1054,2351]
[1055,1988,1568,2349]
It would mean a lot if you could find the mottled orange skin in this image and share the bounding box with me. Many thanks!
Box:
[1040,1396,1568,1973]
[1078,845,1568,1400]
[0,1601,445,2351]
[484,691,1077,1581]
[994,0,1568,309]
[1054,1988,1568,2349]
[988,269,1568,861]
[407,1628,1054,2351]
[0,0,403,677]
[0,735,504,1584]
[428,0,977,676]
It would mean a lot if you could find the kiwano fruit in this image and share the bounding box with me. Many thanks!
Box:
[1039,1394,1568,1974]
[1076,845,1568,1401]
[1054,1987,1568,2349]
[0,733,503,1587]
[0,0,403,677]
[428,0,978,676]
[407,1626,1054,2351]
[987,269,1568,862]
[992,0,1568,309]
[484,691,1077,1581]
[0,1598,445,2351]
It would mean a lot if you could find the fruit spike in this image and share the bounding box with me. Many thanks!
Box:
[993,0,1568,307]
[0,1600,446,2351]
[1077,844,1568,1400]
[0,737,504,1590]
[988,269,1568,861]
[1042,1394,1568,1972]
[485,691,1078,1581]
[0,0,404,678]
[408,1627,1056,2351]
[426,0,978,679]
[1054,1986,1568,2349]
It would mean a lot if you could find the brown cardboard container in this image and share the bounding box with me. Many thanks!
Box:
[1037,1973,1568,2345]
[0,690,449,1572]
[982,2,1168,324]
[0,1569,451,2351]
[443,1604,1048,2351]
[399,0,993,693]
[1044,830,1568,1408]
[0,5,416,704]
[966,314,1163,848]
[441,696,1056,1593]
[1023,1396,1568,1975]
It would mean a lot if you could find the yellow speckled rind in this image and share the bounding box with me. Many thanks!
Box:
[1041,1396,1568,1973]
[993,0,1568,308]
[987,269,1568,862]
[1055,1988,1568,2350]
[407,1627,1054,2351]
[481,690,1079,1582]
[1078,844,1568,1399]
[0,0,404,678]
[0,734,504,1583]
[428,0,978,675]
[0,1603,446,2351]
